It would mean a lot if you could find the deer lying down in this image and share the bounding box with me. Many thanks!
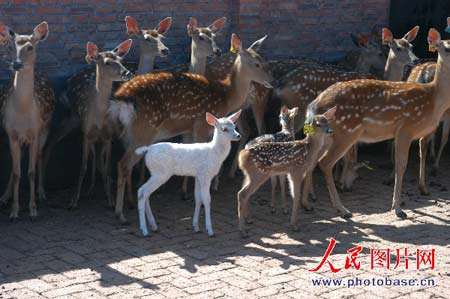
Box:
[245,105,299,214]
[136,110,241,237]
[237,107,336,238]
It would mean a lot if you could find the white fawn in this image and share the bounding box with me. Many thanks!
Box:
[245,105,299,214]
[306,27,450,219]
[0,22,56,220]
[238,107,336,237]
[68,40,133,209]
[111,33,273,224]
[136,110,241,237]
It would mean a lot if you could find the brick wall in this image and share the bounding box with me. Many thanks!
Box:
[0,0,390,82]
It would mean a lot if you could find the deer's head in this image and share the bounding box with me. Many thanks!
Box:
[350,31,387,72]
[0,22,48,71]
[188,17,226,58]
[428,20,450,63]
[206,109,241,141]
[305,106,336,136]
[86,40,133,82]
[230,34,273,88]
[279,105,298,134]
[125,16,171,58]
[382,26,419,66]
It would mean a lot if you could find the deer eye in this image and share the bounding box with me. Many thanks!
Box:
[222,127,229,132]
[255,63,260,68]
[199,35,205,41]
[27,45,34,52]
[105,61,111,66]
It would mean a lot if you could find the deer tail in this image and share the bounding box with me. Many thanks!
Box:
[135,146,150,156]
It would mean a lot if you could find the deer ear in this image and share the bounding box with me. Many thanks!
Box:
[32,21,49,42]
[248,35,267,52]
[446,17,450,34]
[125,16,140,36]
[85,42,99,64]
[228,109,242,124]
[404,26,419,42]
[280,105,289,114]
[206,112,218,126]
[209,17,226,33]
[428,28,441,52]
[324,106,337,120]
[230,33,242,53]
[382,28,393,45]
[156,17,172,35]
[112,39,132,58]
[187,17,197,36]
[0,24,13,46]
[291,107,299,117]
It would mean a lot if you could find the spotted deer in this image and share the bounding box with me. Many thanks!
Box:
[245,105,299,214]
[237,107,336,237]
[111,33,273,223]
[68,40,133,209]
[274,26,420,191]
[0,22,56,220]
[305,27,450,219]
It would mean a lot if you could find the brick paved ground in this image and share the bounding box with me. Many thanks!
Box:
[0,149,449,298]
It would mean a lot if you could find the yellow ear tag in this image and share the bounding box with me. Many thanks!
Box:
[382,39,389,45]
[303,124,315,135]
[230,45,239,53]
[429,45,436,52]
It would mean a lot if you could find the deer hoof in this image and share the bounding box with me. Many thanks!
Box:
[309,195,317,202]
[208,232,216,238]
[289,224,300,232]
[181,193,190,201]
[400,201,406,207]
[395,210,407,219]
[303,206,314,213]
[419,188,430,196]
[245,218,253,224]
[30,215,38,222]
[342,211,353,219]
[9,216,18,223]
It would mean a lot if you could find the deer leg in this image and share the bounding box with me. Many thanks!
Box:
[193,177,202,233]
[9,138,21,221]
[198,177,214,237]
[237,172,270,238]
[392,135,412,219]
[318,138,354,218]
[432,119,450,174]
[270,176,277,213]
[250,86,268,135]
[116,148,142,224]
[301,172,314,212]
[138,160,147,186]
[181,134,193,200]
[37,130,49,202]
[0,172,13,206]
[279,175,288,214]
[88,144,96,195]
[288,172,302,231]
[308,174,317,201]
[28,139,39,219]
[101,140,113,207]
[419,134,432,196]
[71,136,90,209]
[126,172,135,208]
[229,118,251,178]
[430,131,437,162]
[137,174,170,236]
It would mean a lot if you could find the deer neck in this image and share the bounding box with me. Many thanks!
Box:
[94,65,113,113]
[12,64,35,110]
[384,51,406,81]
[210,128,232,161]
[223,58,253,113]
[304,133,325,159]
[189,43,207,75]
[280,122,295,139]
[432,55,450,113]
[354,53,371,73]
[137,53,156,75]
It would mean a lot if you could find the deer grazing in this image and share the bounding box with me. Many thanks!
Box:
[245,105,299,214]
[136,110,241,237]
[68,40,133,209]
[306,27,450,219]
[0,22,56,220]
[111,33,273,223]
[238,107,336,237]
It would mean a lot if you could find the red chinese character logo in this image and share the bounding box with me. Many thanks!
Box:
[309,238,362,273]
[370,249,390,269]
[417,249,435,270]
[394,248,414,270]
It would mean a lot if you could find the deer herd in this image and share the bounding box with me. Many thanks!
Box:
[0,15,449,238]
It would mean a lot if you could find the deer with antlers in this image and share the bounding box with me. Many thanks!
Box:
[238,107,336,237]
[111,33,273,223]
[0,22,56,220]
[306,27,450,219]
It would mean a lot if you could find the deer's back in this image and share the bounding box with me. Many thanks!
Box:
[115,71,227,128]
[407,62,436,84]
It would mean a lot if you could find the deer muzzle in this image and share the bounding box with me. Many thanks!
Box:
[11,60,23,71]
[121,70,133,81]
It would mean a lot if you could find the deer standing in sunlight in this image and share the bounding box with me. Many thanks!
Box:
[0,22,55,220]
[111,33,273,224]
[238,107,336,237]
[306,27,450,219]
[136,110,241,237]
